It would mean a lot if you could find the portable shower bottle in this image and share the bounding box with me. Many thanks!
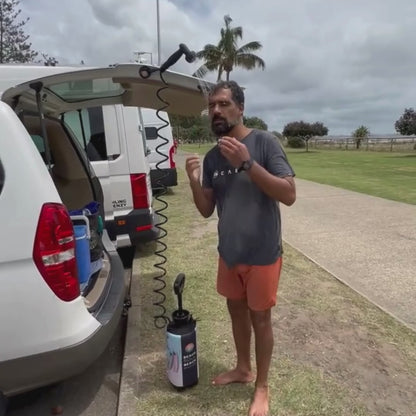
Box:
[166,273,198,389]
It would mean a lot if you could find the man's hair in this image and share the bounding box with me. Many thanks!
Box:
[209,80,245,106]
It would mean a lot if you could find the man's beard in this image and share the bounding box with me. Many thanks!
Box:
[211,116,238,136]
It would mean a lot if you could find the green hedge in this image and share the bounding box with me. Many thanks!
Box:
[287,136,305,148]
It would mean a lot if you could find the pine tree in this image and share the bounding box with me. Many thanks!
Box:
[0,0,38,63]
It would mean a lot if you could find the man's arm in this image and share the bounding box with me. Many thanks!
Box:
[247,163,296,206]
[185,154,216,218]
[189,182,216,218]
[218,136,296,206]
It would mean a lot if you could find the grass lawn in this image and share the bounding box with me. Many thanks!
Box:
[181,144,416,205]
[133,170,416,416]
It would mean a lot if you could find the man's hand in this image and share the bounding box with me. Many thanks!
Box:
[185,154,216,218]
[185,154,201,183]
[218,136,250,168]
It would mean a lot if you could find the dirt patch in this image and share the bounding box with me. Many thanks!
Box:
[275,308,415,415]
[274,245,416,416]
[191,215,218,239]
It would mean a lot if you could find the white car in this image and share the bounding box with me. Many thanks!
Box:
[0,64,208,411]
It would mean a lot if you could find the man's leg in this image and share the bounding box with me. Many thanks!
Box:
[248,308,273,416]
[245,259,282,416]
[212,298,255,385]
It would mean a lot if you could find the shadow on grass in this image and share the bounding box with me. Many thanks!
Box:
[153,187,176,197]
[286,149,321,154]
[136,241,157,258]
[387,154,416,158]
[137,352,253,416]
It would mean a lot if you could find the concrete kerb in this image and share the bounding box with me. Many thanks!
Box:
[117,256,141,416]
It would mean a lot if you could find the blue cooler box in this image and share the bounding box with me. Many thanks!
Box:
[71,215,91,286]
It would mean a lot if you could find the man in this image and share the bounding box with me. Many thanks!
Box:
[185,80,296,416]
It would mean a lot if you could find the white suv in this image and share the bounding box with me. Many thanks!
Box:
[0,64,208,410]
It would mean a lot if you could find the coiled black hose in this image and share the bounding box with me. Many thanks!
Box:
[152,71,171,329]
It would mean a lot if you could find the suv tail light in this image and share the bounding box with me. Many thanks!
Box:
[130,173,150,209]
[169,145,176,169]
[33,203,80,302]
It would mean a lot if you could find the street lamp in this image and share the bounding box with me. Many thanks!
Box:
[134,51,153,65]
[156,0,161,65]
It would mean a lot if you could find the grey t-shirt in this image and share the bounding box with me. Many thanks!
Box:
[202,129,295,268]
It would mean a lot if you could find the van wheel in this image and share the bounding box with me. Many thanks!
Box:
[0,392,8,416]
[117,246,136,268]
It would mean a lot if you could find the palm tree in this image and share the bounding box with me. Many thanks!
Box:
[352,125,370,150]
[194,15,265,81]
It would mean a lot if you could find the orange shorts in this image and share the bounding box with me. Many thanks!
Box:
[217,257,282,311]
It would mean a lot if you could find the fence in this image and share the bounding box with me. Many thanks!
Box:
[308,135,416,152]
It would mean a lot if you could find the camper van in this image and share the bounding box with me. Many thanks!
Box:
[62,104,158,248]
[0,63,208,406]
[0,65,157,249]
[141,108,177,190]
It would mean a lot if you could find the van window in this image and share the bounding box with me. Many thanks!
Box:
[145,127,158,140]
[62,107,108,161]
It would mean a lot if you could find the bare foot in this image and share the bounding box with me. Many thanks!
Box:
[212,368,255,386]
[248,386,269,416]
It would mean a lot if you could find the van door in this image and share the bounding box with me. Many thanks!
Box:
[141,108,177,189]
[142,108,172,170]
[107,104,136,224]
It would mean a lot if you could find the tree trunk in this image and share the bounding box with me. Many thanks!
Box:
[217,65,223,82]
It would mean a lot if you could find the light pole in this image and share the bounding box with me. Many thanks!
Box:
[134,51,153,65]
[156,0,161,65]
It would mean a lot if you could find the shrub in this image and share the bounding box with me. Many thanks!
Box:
[287,136,305,148]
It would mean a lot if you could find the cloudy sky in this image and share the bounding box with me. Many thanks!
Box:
[19,0,416,135]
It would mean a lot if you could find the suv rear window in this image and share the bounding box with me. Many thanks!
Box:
[62,107,107,161]
[48,78,124,102]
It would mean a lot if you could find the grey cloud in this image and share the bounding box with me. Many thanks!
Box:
[18,0,416,134]
[350,26,416,80]
[88,0,123,27]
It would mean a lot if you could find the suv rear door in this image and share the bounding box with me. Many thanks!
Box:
[1,65,209,117]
